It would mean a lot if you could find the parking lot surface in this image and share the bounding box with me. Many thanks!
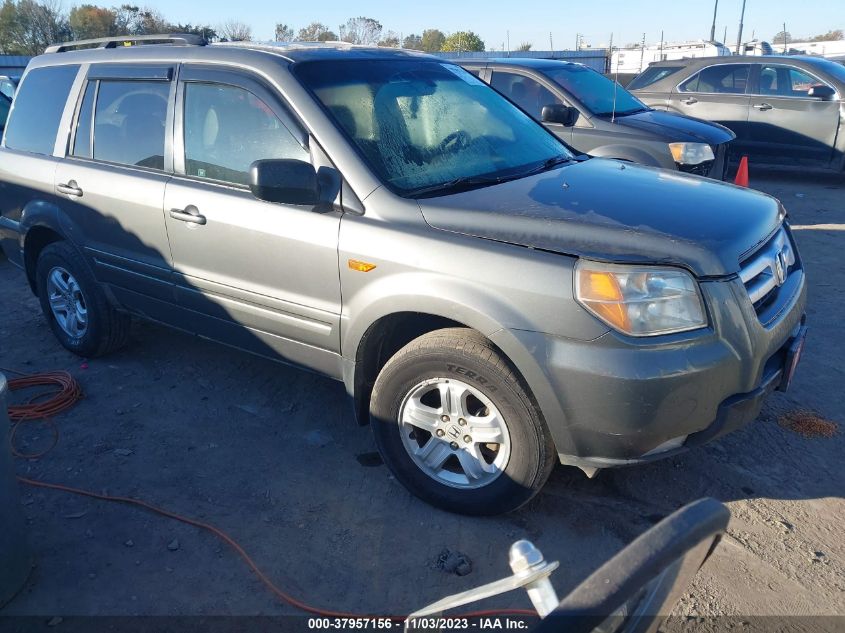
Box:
[1,167,843,620]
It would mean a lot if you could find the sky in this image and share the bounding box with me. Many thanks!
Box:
[107,0,842,50]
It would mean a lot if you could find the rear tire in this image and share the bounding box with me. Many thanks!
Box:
[370,328,555,515]
[35,241,130,357]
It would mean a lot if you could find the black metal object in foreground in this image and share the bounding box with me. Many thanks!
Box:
[0,373,33,607]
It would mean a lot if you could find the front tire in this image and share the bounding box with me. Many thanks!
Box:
[35,241,130,357]
[370,328,555,515]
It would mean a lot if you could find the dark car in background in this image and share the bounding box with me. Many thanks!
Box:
[629,55,845,170]
[460,58,735,179]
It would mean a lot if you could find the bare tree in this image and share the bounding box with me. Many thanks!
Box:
[338,16,381,45]
[274,22,293,41]
[220,19,252,42]
[516,42,532,51]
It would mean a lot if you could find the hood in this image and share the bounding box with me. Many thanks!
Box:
[607,109,735,144]
[419,158,781,277]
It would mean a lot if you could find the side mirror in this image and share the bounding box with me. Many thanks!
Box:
[541,104,579,127]
[249,159,319,206]
[808,84,836,101]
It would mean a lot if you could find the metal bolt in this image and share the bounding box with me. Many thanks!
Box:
[441,415,450,423]
[458,418,467,426]
[463,435,472,443]
[449,441,459,450]
[435,429,445,437]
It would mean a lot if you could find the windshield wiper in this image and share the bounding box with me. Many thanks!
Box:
[407,175,502,198]
[407,155,577,198]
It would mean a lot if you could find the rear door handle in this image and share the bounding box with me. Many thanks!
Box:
[753,103,773,111]
[56,181,83,197]
[682,97,698,105]
[169,206,206,225]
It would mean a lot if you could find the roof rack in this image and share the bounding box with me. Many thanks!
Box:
[45,33,207,54]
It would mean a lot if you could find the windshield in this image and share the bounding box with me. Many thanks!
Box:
[295,60,572,197]
[544,64,648,116]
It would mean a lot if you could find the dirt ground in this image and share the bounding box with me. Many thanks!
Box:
[1,167,843,625]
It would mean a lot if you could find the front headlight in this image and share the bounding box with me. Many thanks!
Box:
[668,142,714,166]
[575,261,707,336]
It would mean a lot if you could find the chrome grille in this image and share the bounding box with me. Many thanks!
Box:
[739,228,796,307]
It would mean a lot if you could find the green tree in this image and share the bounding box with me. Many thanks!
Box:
[441,30,484,52]
[516,41,532,51]
[809,29,843,42]
[419,28,445,52]
[402,33,422,49]
[0,0,71,55]
[171,23,217,41]
[69,4,117,40]
[772,30,792,46]
[297,21,336,41]
[114,5,171,35]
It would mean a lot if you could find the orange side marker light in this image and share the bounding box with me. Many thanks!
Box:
[348,259,377,273]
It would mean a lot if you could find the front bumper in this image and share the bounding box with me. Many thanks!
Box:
[493,270,807,468]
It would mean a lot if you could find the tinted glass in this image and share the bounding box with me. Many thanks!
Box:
[0,79,14,100]
[759,65,830,97]
[93,80,169,169]
[680,64,750,94]
[542,65,646,116]
[4,64,80,155]
[296,60,571,198]
[72,81,95,158]
[490,71,564,120]
[628,66,682,90]
[0,94,10,132]
[808,58,845,85]
[183,82,308,186]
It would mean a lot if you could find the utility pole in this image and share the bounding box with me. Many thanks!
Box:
[639,32,646,72]
[709,0,719,42]
[735,0,747,54]
[549,32,553,50]
[723,26,727,43]
[506,30,510,55]
[575,33,580,51]
[783,22,787,53]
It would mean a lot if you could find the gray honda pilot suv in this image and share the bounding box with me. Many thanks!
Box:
[0,36,807,515]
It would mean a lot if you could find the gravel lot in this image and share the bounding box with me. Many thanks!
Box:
[1,167,843,623]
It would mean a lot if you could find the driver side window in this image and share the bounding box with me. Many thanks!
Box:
[490,71,563,120]
[183,82,308,186]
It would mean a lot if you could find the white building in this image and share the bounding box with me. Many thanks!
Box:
[610,40,731,74]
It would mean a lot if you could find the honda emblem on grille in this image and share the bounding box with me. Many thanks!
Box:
[774,249,787,286]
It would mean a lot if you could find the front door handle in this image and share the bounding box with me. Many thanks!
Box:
[753,102,773,111]
[169,205,206,225]
[682,97,698,105]
[56,181,83,197]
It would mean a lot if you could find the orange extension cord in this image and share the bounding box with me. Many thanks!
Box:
[3,367,537,621]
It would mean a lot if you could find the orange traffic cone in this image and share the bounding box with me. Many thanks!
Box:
[734,156,749,187]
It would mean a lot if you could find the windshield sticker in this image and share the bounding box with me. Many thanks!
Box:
[440,64,486,87]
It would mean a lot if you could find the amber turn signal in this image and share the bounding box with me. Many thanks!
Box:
[348,259,377,273]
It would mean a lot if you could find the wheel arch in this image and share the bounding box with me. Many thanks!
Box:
[23,225,66,294]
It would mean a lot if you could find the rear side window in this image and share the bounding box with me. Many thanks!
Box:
[3,65,80,155]
[91,81,169,169]
[628,66,681,90]
[72,82,96,159]
[679,64,750,94]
